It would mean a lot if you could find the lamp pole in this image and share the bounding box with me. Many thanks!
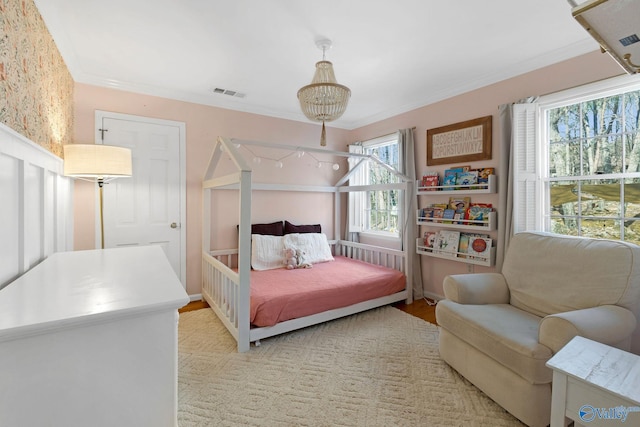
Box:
[98,178,105,249]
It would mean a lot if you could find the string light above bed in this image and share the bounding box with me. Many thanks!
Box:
[297,39,351,147]
[224,138,407,180]
[229,142,341,170]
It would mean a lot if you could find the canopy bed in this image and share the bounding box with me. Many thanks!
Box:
[202,137,413,352]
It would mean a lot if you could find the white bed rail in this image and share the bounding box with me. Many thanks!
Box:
[201,240,409,352]
[202,250,241,341]
[332,240,406,273]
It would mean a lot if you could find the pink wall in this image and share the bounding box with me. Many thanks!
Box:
[73,85,350,295]
[74,50,623,298]
[351,50,623,299]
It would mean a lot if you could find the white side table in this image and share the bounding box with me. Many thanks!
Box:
[546,336,640,427]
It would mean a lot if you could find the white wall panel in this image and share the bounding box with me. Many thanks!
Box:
[55,175,72,252]
[44,170,55,258]
[0,153,20,286]
[24,163,44,270]
[0,123,73,289]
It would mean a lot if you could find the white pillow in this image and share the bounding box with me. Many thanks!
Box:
[283,233,334,264]
[251,234,285,270]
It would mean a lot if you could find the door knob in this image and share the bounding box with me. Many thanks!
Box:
[170,222,179,229]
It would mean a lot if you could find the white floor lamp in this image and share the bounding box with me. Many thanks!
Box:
[63,144,133,249]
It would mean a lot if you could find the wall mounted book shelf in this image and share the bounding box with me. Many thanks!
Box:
[416,238,495,267]
[417,210,497,231]
[416,174,497,267]
[416,174,496,195]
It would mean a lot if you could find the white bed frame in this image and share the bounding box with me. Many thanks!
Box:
[202,136,413,352]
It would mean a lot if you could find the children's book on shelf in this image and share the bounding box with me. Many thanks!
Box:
[475,167,495,184]
[442,208,456,224]
[421,173,440,191]
[432,207,445,221]
[435,230,460,257]
[468,236,492,259]
[458,233,470,258]
[420,207,434,219]
[448,196,471,212]
[453,211,464,224]
[456,170,478,188]
[423,231,437,248]
[442,169,459,188]
[465,203,493,224]
[449,196,470,224]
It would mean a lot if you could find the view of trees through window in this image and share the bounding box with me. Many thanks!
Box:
[364,140,400,234]
[546,88,640,244]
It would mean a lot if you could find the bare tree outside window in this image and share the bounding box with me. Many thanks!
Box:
[364,140,401,234]
[547,90,640,244]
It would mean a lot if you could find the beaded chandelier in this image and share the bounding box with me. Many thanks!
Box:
[297,39,351,146]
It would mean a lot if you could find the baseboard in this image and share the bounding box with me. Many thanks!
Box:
[189,293,202,302]
[422,290,444,302]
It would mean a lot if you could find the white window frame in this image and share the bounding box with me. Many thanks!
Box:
[351,134,402,240]
[514,74,640,236]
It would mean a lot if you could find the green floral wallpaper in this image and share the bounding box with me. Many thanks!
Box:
[0,0,74,157]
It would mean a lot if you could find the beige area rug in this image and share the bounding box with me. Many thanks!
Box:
[178,306,525,427]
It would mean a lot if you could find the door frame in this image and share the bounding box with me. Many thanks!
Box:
[94,110,187,287]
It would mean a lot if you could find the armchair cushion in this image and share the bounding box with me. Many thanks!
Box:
[443,273,509,305]
[539,305,637,353]
[503,232,640,318]
[436,300,553,384]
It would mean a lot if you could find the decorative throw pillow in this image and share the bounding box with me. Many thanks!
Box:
[283,233,334,264]
[237,221,284,236]
[284,220,321,234]
[251,234,285,270]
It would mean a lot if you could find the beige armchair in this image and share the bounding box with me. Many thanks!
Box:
[435,231,640,427]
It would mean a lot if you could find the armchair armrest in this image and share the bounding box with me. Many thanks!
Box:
[539,305,637,353]
[443,273,510,305]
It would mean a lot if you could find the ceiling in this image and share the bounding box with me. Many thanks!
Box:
[34,0,601,130]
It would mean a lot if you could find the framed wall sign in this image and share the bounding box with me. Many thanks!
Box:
[427,115,492,165]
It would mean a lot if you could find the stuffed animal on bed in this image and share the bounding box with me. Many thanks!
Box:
[295,249,312,269]
[284,247,297,270]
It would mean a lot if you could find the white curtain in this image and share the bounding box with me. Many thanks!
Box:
[496,97,538,270]
[344,143,364,242]
[398,128,423,300]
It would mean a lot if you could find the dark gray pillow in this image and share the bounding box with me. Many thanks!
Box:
[284,220,321,234]
[236,221,284,236]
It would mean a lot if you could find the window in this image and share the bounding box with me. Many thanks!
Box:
[351,134,402,237]
[514,75,640,245]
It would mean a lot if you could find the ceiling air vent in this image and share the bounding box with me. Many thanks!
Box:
[620,34,639,47]
[212,87,246,98]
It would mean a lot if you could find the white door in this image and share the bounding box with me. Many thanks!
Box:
[96,112,186,287]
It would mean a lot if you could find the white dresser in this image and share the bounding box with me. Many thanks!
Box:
[0,246,189,427]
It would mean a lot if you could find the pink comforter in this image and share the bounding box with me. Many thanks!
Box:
[249,255,406,327]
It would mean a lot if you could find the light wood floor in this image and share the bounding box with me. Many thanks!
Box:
[179,299,210,313]
[394,298,438,325]
[179,298,438,325]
